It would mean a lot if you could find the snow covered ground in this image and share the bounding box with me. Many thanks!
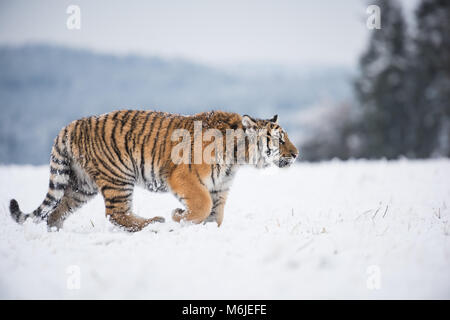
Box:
[0,160,449,299]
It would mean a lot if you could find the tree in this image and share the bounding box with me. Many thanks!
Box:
[355,0,411,158]
[410,0,450,157]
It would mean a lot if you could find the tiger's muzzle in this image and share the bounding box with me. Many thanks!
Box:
[277,152,298,168]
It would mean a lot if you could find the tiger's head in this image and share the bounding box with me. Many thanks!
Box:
[241,114,299,168]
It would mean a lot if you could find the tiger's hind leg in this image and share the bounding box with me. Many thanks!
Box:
[46,186,98,230]
[98,181,165,232]
[46,164,98,230]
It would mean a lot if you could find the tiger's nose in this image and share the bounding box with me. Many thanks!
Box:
[291,152,298,159]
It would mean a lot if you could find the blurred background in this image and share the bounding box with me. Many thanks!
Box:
[0,0,448,164]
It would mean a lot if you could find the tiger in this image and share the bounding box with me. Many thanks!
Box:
[9,110,298,232]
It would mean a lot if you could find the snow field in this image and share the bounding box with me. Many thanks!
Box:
[0,160,449,299]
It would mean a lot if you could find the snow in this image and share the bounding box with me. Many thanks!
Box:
[0,160,449,299]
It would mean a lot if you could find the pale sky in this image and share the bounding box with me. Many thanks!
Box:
[0,0,418,67]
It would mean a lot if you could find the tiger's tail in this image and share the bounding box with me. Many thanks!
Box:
[9,129,71,224]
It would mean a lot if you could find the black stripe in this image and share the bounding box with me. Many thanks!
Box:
[99,114,119,164]
[46,193,58,202]
[42,196,61,207]
[124,111,142,176]
[120,110,133,134]
[93,114,121,171]
[127,110,141,134]
[210,165,216,186]
[195,170,206,187]
[73,119,84,149]
[81,135,133,187]
[85,120,97,164]
[225,165,233,176]
[105,207,129,215]
[51,155,69,166]
[108,114,135,174]
[216,164,221,176]
[53,140,66,158]
[106,194,132,204]
[132,112,151,177]
[140,114,158,183]
[49,181,67,190]
[62,127,68,145]
[212,201,223,211]
[101,185,133,193]
[94,166,133,186]
[186,120,195,171]
[50,167,71,175]
[157,116,175,169]
[95,116,135,179]
[136,112,153,148]
[82,118,92,161]
[210,188,229,194]
[70,120,81,154]
[93,137,134,181]
[99,114,122,165]
[74,188,98,197]
[33,207,43,216]
[150,117,165,185]
[124,134,138,177]
[71,196,86,204]
[88,118,135,182]
[42,199,53,206]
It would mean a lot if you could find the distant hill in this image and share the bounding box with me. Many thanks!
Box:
[0,44,353,164]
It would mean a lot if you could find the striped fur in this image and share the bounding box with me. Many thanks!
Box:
[9,110,298,232]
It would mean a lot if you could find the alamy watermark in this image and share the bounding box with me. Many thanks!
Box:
[169,121,284,166]
[66,5,81,30]
[366,5,381,30]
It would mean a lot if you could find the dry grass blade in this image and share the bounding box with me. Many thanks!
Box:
[382,205,389,218]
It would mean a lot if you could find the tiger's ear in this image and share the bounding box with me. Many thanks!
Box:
[242,115,257,128]
[269,114,278,124]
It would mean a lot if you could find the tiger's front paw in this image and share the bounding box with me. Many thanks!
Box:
[171,208,185,222]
